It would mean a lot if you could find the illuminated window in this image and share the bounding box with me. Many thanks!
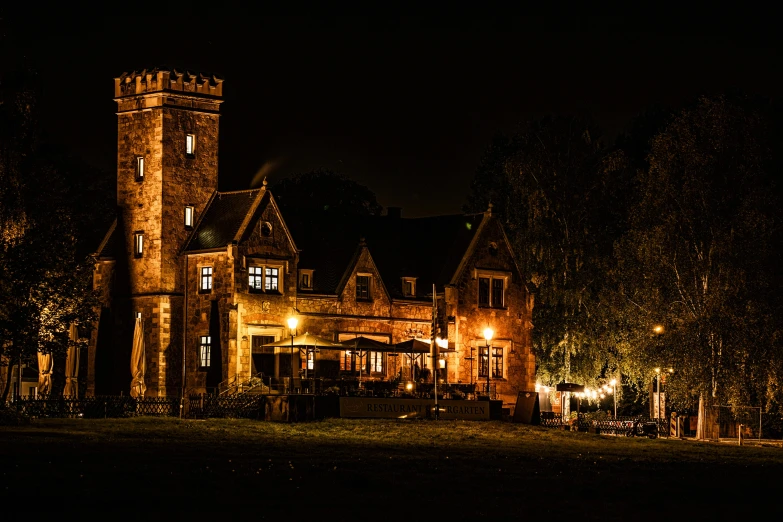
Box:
[249,266,263,292]
[402,277,416,297]
[356,275,371,300]
[301,350,314,371]
[200,266,213,292]
[369,351,383,373]
[186,134,196,156]
[340,350,356,371]
[264,267,279,292]
[478,346,489,378]
[135,156,144,181]
[199,336,211,368]
[184,206,194,229]
[492,347,503,378]
[478,275,506,308]
[133,232,144,258]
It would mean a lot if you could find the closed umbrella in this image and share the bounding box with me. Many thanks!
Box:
[63,323,80,397]
[37,351,53,396]
[130,317,146,398]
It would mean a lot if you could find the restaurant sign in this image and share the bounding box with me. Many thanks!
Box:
[340,398,490,420]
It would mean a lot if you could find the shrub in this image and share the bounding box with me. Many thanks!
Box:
[0,407,32,426]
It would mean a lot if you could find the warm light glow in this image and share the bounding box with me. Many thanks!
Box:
[542,386,549,393]
[600,393,605,399]
[653,325,664,334]
[406,382,413,391]
[436,337,448,349]
[439,358,446,369]
[655,367,661,373]
[607,388,613,394]
[610,379,617,386]
[667,367,674,373]
[287,317,298,331]
[483,328,494,342]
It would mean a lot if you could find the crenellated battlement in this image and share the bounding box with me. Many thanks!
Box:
[114,67,223,99]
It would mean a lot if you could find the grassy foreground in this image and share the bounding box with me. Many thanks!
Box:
[1,417,781,520]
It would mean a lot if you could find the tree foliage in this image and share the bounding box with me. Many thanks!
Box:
[270,168,383,218]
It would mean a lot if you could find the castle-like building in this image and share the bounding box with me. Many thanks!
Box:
[86,67,535,410]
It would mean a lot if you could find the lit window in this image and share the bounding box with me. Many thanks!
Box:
[369,351,383,373]
[200,267,213,292]
[492,347,503,378]
[478,346,489,378]
[478,276,506,308]
[264,267,279,292]
[402,277,416,297]
[301,350,314,371]
[199,336,211,368]
[184,206,194,229]
[340,350,356,371]
[133,232,144,258]
[186,134,196,156]
[249,266,263,292]
[136,156,144,181]
[356,275,371,300]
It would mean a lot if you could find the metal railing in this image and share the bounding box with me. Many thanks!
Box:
[12,395,180,418]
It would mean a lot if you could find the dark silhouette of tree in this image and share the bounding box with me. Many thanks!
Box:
[270,168,383,218]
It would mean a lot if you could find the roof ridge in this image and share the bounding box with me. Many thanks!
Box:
[216,188,263,196]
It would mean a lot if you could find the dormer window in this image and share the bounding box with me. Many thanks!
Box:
[135,156,144,182]
[133,232,144,258]
[184,205,194,229]
[476,270,509,309]
[356,274,371,301]
[402,277,417,297]
[186,134,196,157]
[299,269,314,290]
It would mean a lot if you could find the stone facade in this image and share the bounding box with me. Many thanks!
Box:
[88,67,535,412]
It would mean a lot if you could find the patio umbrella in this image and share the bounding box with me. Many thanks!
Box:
[130,316,146,398]
[261,332,344,349]
[37,351,53,396]
[63,323,80,397]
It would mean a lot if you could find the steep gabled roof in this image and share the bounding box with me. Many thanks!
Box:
[183,189,262,252]
[287,212,484,298]
[93,219,120,259]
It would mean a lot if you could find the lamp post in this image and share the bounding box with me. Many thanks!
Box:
[287,316,298,394]
[466,347,475,389]
[654,367,661,420]
[483,327,494,400]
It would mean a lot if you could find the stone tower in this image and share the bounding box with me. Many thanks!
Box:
[113,68,223,396]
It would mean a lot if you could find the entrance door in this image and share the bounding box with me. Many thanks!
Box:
[251,336,276,377]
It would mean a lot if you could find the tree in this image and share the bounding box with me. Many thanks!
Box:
[467,116,631,389]
[613,94,783,413]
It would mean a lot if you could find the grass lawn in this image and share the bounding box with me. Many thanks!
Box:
[1,417,781,520]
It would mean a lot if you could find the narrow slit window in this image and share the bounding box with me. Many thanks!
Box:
[133,232,144,258]
[186,134,196,156]
[199,336,211,368]
[135,156,144,181]
[184,205,194,229]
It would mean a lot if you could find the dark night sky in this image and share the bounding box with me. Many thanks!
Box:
[4,14,781,216]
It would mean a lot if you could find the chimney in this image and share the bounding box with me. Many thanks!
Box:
[387,207,402,219]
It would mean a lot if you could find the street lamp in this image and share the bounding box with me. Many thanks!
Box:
[483,327,494,400]
[287,316,298,394]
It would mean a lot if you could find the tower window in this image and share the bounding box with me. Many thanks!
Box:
[186,134,196,157]
[133,232,144,258]
[200,266,213,292]
[184,205,195,229]
[135,156,144,182]
[199,336,211,368]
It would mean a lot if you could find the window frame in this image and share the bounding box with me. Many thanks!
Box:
[356,274,371,301]
[476,270,509,309]
[199,336,211,368]
[478,346,489,378]
[491,346,504,378]
[247,262,285,294]
[184,205,195,229]
[299,269,314,290]
[135,156,145,182]
[264,266,280,293]
[185,134,196,157]
[402,277,417,297]
[200,266,213,293]
[133,232,144,258]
